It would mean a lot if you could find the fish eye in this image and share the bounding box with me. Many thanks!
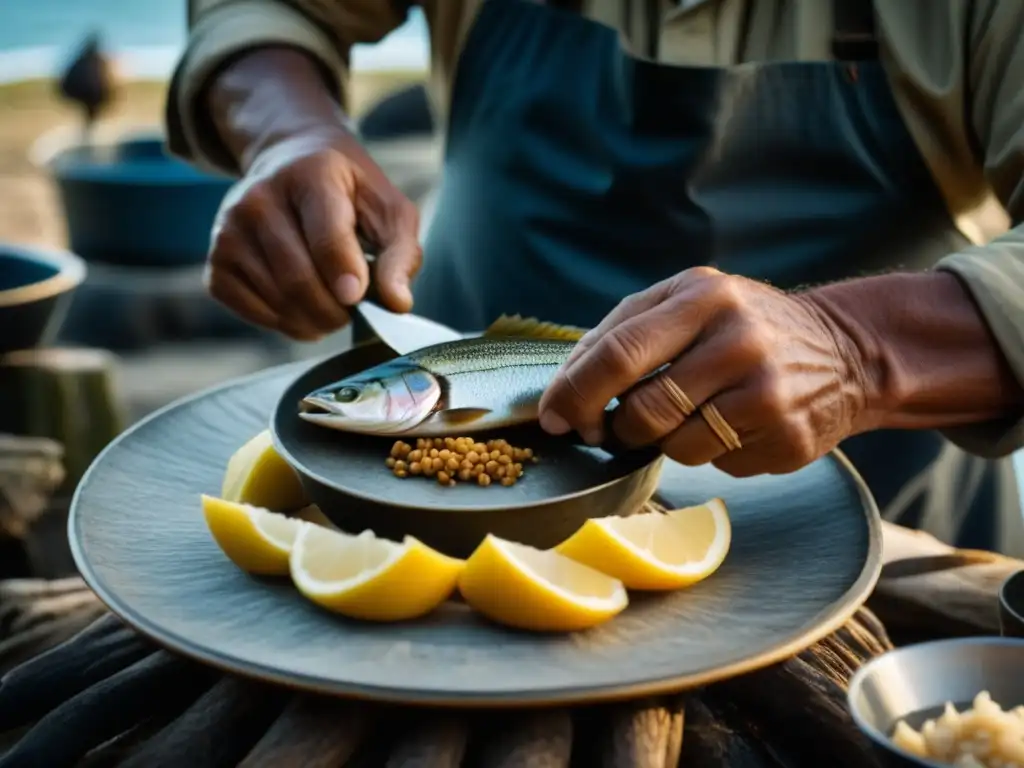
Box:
[333,386,360,403]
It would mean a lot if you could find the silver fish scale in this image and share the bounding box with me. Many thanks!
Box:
[408,337,576,376]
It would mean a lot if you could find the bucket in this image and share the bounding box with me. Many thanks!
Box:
[0,243,86,354]
[41,131,233,268]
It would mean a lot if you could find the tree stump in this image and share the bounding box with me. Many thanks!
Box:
[0,349,124,579]
[0,349,123,494]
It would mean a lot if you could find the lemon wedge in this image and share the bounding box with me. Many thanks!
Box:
[201,494,303,575]
[458,535,628,632]
[221,430,307,511]
[289,525,464,622]
[556,498,731,590]
[293,504,337,529]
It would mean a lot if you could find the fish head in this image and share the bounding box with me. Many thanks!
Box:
[298,359,441,435]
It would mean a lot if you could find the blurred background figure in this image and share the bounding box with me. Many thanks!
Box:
[56,32,118,139]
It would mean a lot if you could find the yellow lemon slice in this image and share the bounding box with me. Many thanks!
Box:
[289,525,464,622]
[201,494,303,575]
[221,430,308,511]
[293,504,338,529]
[458,535,628,632]
[556,498,731,590]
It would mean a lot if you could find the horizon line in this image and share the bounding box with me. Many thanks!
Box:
[0,40,429,86]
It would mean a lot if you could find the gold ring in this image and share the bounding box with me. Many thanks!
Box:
[700,403,743,451]
[659,376,742,451]
[658,375,697,416]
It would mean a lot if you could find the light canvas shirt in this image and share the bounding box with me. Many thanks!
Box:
[167,0,1024,456]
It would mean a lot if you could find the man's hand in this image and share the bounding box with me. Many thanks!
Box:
[206,127,421,341]
[537,267,872,477]
[198,47,421,341]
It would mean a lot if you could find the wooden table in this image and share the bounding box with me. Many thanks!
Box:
[0,523,1016,768]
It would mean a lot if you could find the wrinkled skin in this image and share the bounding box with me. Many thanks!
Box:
[205,126,422,342]
[538,267,872,478]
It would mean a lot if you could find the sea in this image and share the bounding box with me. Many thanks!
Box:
[0,0,429,83]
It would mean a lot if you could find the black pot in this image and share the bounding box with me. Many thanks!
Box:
[47,135,233,268]
[0,243,86,354]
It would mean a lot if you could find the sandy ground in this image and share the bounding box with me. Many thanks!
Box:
[0,73,425,248]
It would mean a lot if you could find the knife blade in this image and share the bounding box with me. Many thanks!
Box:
[349,242,464,354]
[354,300,463,355]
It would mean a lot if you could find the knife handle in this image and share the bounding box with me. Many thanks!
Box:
[597,407,665,461]
[350,242,385,345]
[567,370,671,461]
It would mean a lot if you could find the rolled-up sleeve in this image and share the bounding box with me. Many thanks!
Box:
[934,0,1024,458]
[166,0,407,175]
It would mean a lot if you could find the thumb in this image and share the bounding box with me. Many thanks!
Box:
[373,205,422,313]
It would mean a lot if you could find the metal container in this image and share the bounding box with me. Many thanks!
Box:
[1000,570,1024,638]
[848,637,1024,767]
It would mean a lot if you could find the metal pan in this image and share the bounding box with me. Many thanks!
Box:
[271,341,664,558]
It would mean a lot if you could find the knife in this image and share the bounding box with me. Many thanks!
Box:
[353,299,463,355]
[347,243,462,354]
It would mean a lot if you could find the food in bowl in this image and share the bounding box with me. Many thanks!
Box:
[891,691,1024,767]
[385,437,537,487]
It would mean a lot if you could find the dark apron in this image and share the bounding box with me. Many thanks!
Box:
[413,0,1021,552]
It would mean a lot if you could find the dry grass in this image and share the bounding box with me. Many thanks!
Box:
[0,70,425,248]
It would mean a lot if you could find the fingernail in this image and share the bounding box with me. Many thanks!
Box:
[394,283,413,309]
[334,274,362,305]
[539,411,571,435]
[581,427,604,446]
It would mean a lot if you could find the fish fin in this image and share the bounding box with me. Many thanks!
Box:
[484,314,590,342]
[435,407,493,426]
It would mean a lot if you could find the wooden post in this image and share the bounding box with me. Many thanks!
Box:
[0,348,124,495]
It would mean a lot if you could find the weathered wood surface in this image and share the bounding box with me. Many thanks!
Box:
[0,524,1017,767]
[0,434,72,580]
[0,435,64,541]
[0,578,106,674]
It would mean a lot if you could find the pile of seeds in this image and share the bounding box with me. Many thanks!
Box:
[386,437,538,487]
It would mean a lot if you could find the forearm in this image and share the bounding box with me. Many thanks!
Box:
[206,47,352,172]
[803,271,1023,433]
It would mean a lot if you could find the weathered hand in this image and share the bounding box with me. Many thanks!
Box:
[205,127,421,341]
[538,267,871,477]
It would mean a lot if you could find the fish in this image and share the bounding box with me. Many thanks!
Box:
[298,316,588,437]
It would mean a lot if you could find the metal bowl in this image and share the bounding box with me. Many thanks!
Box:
[0,242,86,354]
[999,570,1024,638]
[271,342,665,558]
[847,637,1024,767]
